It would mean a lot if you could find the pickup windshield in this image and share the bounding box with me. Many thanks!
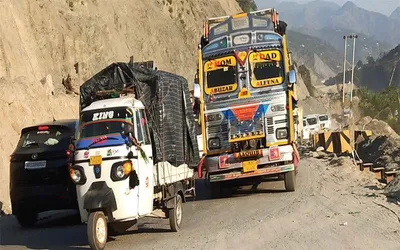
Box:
[79,107,134,139]
[79,120,132,139]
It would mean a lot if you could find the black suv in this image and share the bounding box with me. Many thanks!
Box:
[9,119,79,227]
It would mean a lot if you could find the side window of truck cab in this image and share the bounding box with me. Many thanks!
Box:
[135,109,150,145]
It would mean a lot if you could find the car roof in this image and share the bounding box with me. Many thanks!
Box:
[21,119,79,133]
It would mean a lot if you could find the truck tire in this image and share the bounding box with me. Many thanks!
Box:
[284,170,296,192]
[210,182,233,198]
[87,211,108,250]
[169,195,183,232]
[16,212,37,228]
[209,182,221,199]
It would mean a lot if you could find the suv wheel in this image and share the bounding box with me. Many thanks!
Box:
[16,212,38,227]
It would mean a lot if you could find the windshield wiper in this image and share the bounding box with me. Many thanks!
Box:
[23,142,39,148]
[87,136,119,149]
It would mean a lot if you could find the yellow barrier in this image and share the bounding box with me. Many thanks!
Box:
[312,130,372,154]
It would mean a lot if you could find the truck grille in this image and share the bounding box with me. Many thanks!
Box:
[206,122,230,150]
[275,118,287,124]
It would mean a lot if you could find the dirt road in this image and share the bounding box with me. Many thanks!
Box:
[1,157,400,250]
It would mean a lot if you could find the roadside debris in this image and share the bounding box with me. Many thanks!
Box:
[357,135,400,172]
[356,117,400,140]
[384,176,400,202]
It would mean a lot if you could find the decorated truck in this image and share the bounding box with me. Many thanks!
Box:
[69,61,199,249]
[195,8,300,195]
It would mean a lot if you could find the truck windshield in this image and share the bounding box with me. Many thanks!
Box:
[319,115,329,121]
[79,107,134,139]
[249,50,284,88]
[204,55,237,95]
[307,118,318,126]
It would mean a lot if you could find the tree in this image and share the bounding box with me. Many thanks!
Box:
[366,56,375,65]
[236,0,257,12]
[356,60,363,69]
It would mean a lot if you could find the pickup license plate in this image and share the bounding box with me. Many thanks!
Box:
[25,160,46,170]
[243,160,257,173]
[90,155,102,166]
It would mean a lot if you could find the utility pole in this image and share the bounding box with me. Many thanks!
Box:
[349,34,358,160]
[342,36,348,104]
[350,34,358,102]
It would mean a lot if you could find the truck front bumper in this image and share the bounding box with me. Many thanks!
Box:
[209,163,294,182]
[204,145,295,183]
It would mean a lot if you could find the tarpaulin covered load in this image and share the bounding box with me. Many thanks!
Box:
[79,62,199,168]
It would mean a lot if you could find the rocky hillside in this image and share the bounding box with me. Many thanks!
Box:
[287,30,343,80]
[390,7,400,20]
[276,1,400,47]
[0,0,241,212]
[325,44,400,91]
[260,0,396,63]
[296,27,392,65]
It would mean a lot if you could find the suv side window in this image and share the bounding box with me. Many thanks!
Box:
[135,109,150,145]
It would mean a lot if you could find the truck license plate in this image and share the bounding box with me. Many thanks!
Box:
[243,160,257,173]
[90,155,102,166]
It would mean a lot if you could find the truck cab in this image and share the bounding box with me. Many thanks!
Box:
[196,9,300,194]
[318,114,331,131]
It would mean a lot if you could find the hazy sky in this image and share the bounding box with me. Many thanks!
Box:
[254,0,400,16]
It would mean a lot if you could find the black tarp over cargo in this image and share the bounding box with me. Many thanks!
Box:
[79,62,199,168]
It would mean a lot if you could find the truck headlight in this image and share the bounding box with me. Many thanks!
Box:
[206,113,223,122]
[271,104,285,112]
[208,137,221,150]
[111,161,133,181]
[68,165,86,185]
[276,128,288,140]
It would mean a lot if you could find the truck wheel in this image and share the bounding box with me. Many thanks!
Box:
[87,211,108,250]
[16,212,37,228]
[209,182,232,198]
[209,182,222,199]
[169,195,183,232]
[284,170,296,192]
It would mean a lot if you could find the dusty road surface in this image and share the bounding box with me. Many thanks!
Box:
[1,157,400,250]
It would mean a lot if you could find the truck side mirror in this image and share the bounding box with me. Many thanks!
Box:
[193,83,201,99]
[289,70,296,84]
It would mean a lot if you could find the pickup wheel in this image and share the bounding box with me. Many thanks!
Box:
[87,211,108,250]
[284,170,296,192]
[169,195,183,232]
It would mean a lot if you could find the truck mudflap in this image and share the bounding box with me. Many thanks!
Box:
[83,181,117,212]
[209,164,294,182]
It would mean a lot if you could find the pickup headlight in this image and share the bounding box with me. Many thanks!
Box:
[69,165,86,185]
[276,128,288,140]
[208,137,221,150]
[111,161,133,181]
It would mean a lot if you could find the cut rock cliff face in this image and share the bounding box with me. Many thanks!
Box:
[0,0,241,213]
